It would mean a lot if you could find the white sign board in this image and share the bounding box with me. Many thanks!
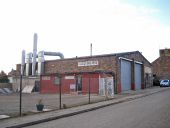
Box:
[65,76,75,79]
[70,84,76,89]
[42,76,50,80]
[78,60,98,67]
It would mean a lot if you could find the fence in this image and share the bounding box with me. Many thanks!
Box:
[0,73,115,117]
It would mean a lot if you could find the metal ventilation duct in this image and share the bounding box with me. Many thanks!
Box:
[24,33,65,76]
[43,51,64,59]
[38,51,64,75]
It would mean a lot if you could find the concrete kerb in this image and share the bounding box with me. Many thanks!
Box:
[3,87,170,128]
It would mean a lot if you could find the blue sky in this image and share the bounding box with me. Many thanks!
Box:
[121,0,170,25]
[0,0,170,73]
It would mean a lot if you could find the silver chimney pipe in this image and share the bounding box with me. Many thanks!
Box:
[38,51,45,75]
[21,50,25,75]
[32,33,38,76]
[26,52,32,76]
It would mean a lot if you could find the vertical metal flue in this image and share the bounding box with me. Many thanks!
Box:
[32,33,38,76]
[26,53,32,76]
[21,50,25,75]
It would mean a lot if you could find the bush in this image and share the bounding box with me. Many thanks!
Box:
[0,71,9,83]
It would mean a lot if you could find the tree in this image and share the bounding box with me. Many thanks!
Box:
[0,70,9,83]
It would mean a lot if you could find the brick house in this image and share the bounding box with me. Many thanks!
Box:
[40,51,152,94]
[152,49,170,80]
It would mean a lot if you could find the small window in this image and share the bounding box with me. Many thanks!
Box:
[42,76,50,80]
[54,76,60,85]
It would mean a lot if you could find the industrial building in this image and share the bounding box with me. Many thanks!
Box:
[11,34,153,94]
[39,51,152,94]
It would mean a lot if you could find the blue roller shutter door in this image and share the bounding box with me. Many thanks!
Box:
[121,60,131,91]
[135,64,142,90]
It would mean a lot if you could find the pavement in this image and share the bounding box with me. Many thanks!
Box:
[0,86,169,128]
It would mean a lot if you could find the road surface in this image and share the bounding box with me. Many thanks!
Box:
[26,89,170,128]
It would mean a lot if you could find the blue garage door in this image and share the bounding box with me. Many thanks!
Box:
[135,64,142,90]
[121,60,131,91]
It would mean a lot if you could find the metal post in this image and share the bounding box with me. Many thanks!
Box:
[59,77,62,109]
[88,77,91,104]
[19,74,22,116]
[19,50,25,116]
[104,74,108,100]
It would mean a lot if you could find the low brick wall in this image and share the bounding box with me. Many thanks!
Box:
[0,83,12,89]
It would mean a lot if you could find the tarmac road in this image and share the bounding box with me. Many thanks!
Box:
[25,88,170,128]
